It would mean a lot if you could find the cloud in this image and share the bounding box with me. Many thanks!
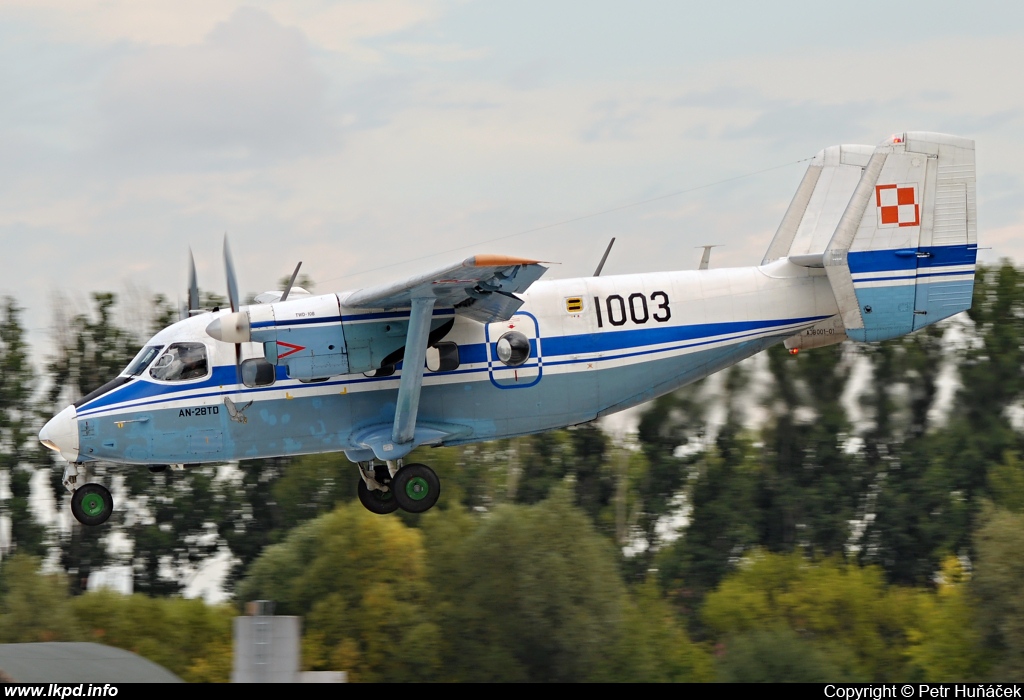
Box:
[95,7,334,168]
[2,0,444,55]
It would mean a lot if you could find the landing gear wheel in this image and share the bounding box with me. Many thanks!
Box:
[392,463,440,514]
[71,483,113,526]
[357,479,399,515]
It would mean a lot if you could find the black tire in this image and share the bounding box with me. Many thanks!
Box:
[392,463,441,514]
[71,483,113,526]
[357,478,399,515]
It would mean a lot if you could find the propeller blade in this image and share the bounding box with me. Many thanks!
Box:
[280,262,303,302]
[222,235,244,384]
[187,248,200,314]
[223,235,240,314]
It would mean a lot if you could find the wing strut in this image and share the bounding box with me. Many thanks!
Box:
[392,297,436,445]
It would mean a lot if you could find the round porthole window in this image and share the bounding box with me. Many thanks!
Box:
[496,331,530,367]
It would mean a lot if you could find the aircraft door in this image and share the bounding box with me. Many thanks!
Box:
[486,312,542,388]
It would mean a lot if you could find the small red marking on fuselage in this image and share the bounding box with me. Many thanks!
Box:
[277,341,306,359]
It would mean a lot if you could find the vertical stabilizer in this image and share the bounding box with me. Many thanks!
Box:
[823,132,977,342]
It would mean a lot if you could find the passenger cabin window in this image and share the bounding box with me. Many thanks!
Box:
[149,343,209,382]
[241,358,276,388]
[124,345,163,376]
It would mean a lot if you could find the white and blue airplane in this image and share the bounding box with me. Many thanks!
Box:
[39,132,978,525]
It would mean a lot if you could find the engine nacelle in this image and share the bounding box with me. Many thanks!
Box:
[208,294,454,380]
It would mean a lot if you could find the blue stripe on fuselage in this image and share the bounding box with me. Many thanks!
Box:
[76,314,829,417]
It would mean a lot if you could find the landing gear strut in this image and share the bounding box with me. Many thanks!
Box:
[356,460,440,515]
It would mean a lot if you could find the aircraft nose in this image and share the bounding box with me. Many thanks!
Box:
[39,405,80,462]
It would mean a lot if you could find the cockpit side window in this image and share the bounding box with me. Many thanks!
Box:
[149,343,209,382]
[124,345,164,377]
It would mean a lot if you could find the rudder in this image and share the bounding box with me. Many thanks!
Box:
[823,132,977,342]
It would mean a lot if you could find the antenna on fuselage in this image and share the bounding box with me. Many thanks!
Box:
[593,238,616,277]
[697,245,721,271]
[280,261,303,302]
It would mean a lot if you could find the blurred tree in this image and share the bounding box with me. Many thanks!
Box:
[431,484,710,682]
[0,299,47,557]
[972,505,1024,680]
[71,591,235,683]
[436,485,626,682]
[758,342,861,557]
[238,501,440,683]
[716,625,855,682]
[0,554,235,681]
[217,456,290,589]
[610,578,714,682]
[630,382,708,577]
[905,556,985,681]
[0,554,81,643]
[656,421,761,617]
[702,551,918,681]
[988,451,1024,514]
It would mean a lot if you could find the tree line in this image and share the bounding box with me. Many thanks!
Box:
[1,263,1024,680]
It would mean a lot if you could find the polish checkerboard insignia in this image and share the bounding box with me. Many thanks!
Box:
[875,183,920,227]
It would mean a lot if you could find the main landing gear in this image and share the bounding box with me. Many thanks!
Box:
[357,460,441,515]
[63,464,114,526]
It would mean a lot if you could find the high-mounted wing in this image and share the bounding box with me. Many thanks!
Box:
[344,255,549,323]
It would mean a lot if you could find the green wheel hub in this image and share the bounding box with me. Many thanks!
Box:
[81,493,107,517]
[392,464,441,514]
[70,483,113,526]
[404,476,430,501]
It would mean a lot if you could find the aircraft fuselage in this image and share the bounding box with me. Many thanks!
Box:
[47,259,837,467]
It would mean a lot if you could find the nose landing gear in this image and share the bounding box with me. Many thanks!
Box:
[71,483,114,526]
[356,460,440,515]
[63,464,114,526]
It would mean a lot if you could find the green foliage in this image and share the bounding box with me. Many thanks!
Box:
[238,501,439,682]
[0,555,235,682]
[0,299,47,556]
[702,552,915,681]
[987,452,1024,513]
[0,554,81,642]
[905,556,985,681]
[656,425,761,614]
[759,343,861,557]
[71,591,235,683]
[436,486,627,682]
[972,505,1024,680]
[433,484,710,682]
[611,579,714,682]
[716,625,854,682]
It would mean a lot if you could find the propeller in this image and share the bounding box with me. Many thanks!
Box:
[222,235,243,382]
[187,248,200,315]
[224,236,241,313]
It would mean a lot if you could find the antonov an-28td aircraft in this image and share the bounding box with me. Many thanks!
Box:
[40,132,978,526]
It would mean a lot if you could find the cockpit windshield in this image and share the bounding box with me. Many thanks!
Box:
[149,342,209,382]
[124,345,163,377]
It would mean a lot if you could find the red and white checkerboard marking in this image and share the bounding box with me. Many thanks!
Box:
[875,183,920,227]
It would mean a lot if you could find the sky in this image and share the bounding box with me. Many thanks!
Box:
[3,0,1024,359]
